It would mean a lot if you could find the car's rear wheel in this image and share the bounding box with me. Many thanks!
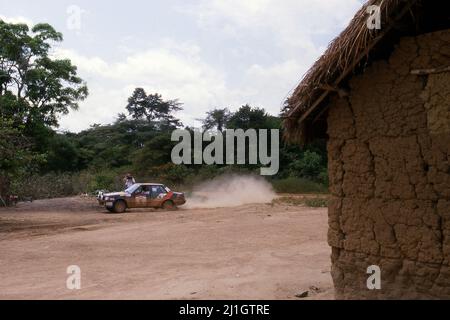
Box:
[162,200,176,211]
[112,200,127,213]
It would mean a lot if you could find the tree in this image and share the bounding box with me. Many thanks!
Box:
[200,108,231,131]
[0,20,88,128]
[0,20,87,199]
[0,118,43,199]
[43,134,82,172]
[116,112,127,122]
[132,133,174,173]
[126,88,183,129]
[64,117,173,171]
[227,104,277,130]
[289,150,323,179]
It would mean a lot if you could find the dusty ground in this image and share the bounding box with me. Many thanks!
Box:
[0,196,332,300]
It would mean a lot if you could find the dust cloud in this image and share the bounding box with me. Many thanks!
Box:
[185,175,276,209]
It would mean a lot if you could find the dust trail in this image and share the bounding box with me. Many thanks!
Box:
[185,175,276,209]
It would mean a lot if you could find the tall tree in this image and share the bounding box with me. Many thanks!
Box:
[0,20,88,128]
[0,20,87,199]
[227,104,278,130]
[0,117,43,199]
[126,88,183,129]
[200,107,231,132]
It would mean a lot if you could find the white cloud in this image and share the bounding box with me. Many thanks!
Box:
[170,0,362,116]
[182,0,361,55]
[56,41,306,132]
[241,60,310,111]
[55,42,231,132]
[54,0,363,132]
[54,49,109,75]
[56,44,313,131]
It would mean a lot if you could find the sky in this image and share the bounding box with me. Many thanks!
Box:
[1,0,364,132]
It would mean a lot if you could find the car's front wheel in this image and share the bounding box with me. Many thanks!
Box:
[162,200,176,211]
[112,200,127,213]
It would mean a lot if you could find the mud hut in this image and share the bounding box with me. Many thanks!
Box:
[283,0,450,299]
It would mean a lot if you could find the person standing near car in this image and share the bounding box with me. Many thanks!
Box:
[123,173,136,189]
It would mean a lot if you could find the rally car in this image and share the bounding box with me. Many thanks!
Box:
[98,183,186,213]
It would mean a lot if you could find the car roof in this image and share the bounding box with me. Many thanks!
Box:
[135,183,164,186]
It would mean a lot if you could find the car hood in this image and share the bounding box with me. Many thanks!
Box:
[104,192,128,197]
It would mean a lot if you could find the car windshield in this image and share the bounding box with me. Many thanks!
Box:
[164,186,171,193]
[125,184,140,194]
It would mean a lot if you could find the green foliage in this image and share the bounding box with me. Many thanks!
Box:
[0,117,44,197]
[126,88,183,129]
[0,19,88,128]
[0,19,87,199]
[11,169,124,199]
[272,195,328,207]
[43,134,82,172]
[0,21,330,201]
[132,133,174,173]
[200,108,231,131]
[318,168,329,186]
[87,172,117,192]
[304,198,329,207]
[148,163,191,185]
[11,173,74,199]
[64,119,160,171]
[72,169,124,194]
[271,177,328,194]
[25,105,329,198]
[227,104,277,130]
[289,150,323,178]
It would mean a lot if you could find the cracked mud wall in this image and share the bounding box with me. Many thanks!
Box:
[327,29,450,299]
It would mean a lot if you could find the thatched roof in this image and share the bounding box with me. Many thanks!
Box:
[282,0,421,143]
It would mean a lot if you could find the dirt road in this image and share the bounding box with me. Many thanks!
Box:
[0,197,332,299]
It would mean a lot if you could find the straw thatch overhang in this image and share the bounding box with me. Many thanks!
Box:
[282,0,450,144]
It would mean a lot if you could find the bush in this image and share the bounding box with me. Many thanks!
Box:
[304,198,329,207]
[272,195,329,207]
[11,172,75,199]
[159,164,191,184]
[271,177,328,194]
[318,168,329,186]
[175,166,217,188]
[10,169,126,199]
[289,150,323,179]
[87,172,117,192]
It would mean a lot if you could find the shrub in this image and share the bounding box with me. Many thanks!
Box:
[289,150,323,179]
[11,172,74,199]
[159,164,191,184]
[10,169,126,199]
[87,172,116,192]
[304,198,329,207]
[318,168,329,186]
[271,177,328,194]
[272,195,328,207]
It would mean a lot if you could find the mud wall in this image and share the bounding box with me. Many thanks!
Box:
[327,29,450,299]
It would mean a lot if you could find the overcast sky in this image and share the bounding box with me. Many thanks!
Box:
[1,0,364,132]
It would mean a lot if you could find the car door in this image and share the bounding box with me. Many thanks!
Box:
[142,185,154,208]
[149,185,167,207]
[131,185,147,208]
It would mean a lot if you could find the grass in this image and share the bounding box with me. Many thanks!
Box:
[304,198,329,207]
[271,177,328,194]
[272,195,329,208]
